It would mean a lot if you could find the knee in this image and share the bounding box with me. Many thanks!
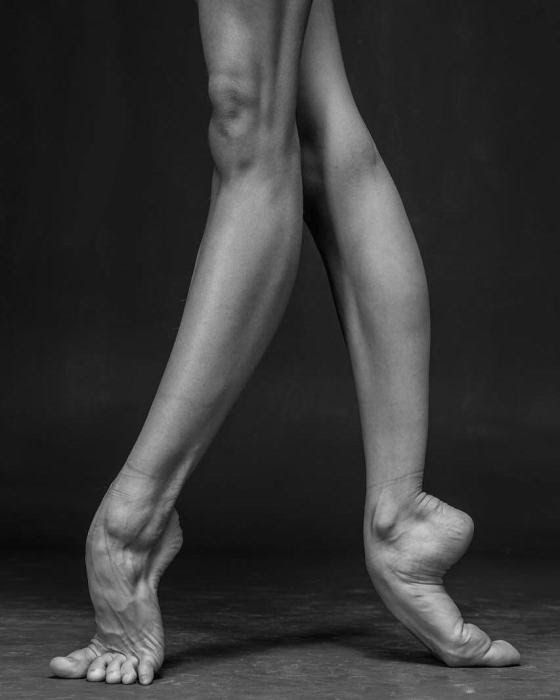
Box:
[208,73,260,148]
[208,73,296,177]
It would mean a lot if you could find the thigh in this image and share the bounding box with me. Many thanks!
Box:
[197,0,312,125]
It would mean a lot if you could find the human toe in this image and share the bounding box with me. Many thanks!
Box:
[50,646,97,678]
[121,657,139,684]
[86,652,114,681]
[138,657,155,685]
[105,653,127,683]
[480,639,521,667]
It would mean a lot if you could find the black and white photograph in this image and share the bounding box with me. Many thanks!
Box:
[1,1,559,698]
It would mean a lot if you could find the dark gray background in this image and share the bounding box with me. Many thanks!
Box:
[2,1,559,555]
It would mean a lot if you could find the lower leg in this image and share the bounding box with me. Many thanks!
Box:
[299,0,519,666]
[100,144,303,546]
[50,0,311,684]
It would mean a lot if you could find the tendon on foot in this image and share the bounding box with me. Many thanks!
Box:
[50,509,182,685]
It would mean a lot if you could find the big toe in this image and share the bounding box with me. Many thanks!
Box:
[50,648,96,678]
[481,639,521,667]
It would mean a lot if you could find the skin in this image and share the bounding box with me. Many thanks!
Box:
[50,0,520,686]
[297,0,520,667]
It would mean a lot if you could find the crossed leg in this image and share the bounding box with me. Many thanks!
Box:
[298,0,520,667]
[50,0,312,685]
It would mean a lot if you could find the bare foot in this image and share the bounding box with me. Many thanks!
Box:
[365,492,521,667]
[50,504,182,685]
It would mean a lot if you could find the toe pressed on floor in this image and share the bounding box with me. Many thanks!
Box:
[49,647,98,679]
[50,649,146,685]
[440,638,522,668]
[138,658,155,685]
[120,658,139,685]
[480,640,522,667]
[49,657,86,679]
[105,655,126,683]
[86,652,115,682]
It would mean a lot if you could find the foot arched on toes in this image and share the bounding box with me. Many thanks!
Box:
[48,509,182,684]
[366,492,521,669]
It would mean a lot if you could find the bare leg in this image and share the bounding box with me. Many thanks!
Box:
[50,0,312,684]
[298,0,520,667]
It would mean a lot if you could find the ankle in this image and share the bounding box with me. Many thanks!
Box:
[365,487,424,544]
[90,484,171,552]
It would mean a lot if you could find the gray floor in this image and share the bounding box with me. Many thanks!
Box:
[1,551,558,699]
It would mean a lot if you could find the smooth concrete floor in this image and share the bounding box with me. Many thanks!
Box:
[0,551,559,699]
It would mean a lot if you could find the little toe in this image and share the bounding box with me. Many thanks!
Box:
[87,652,114,682]
[121,658,139,684]
[105,654,127,683]
[50,647,97,678]
[138,658,155,685]
[481,640,521,667]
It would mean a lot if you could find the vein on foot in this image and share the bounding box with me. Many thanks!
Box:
[50,508,182,684]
